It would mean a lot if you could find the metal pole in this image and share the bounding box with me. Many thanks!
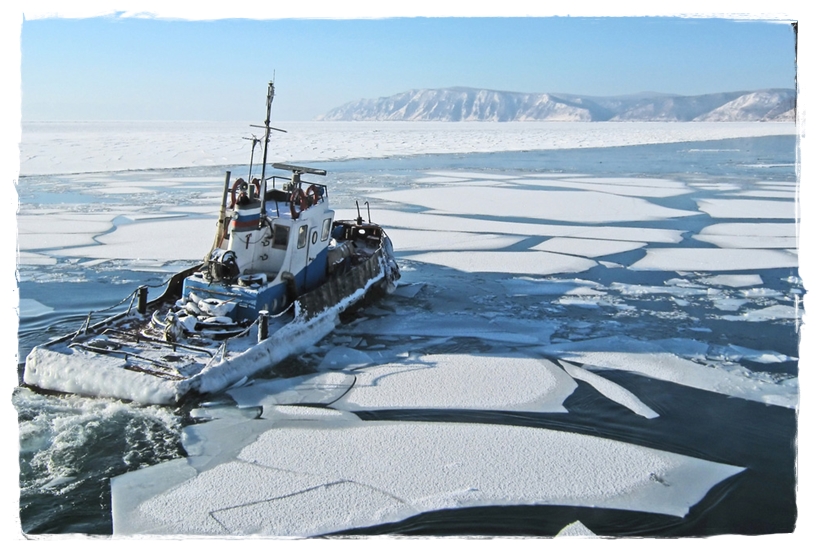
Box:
[258,310,269,342]
[210,170,231,253]
[258,81,275,228]
[137,286,148,315]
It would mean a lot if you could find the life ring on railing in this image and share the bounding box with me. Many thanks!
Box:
[289,188,308,219]
[229,178,262,208]
[306,184,321,205]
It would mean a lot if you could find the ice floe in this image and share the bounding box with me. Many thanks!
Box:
[696,198,796,220]
[112,414,745,537]
[374,187,696,224]
[514,176,691,198]
[699,274,764,287]
[330,354,577,413]
[630,248,798,272]
[556,520,598,537]
[382,229,523,252]
[538,336,798,409]
[500,277,604,296]
[347,209,685,244]
[51,218,215,261]
[533,238,647,258]
[560,361,659,419]
[17,213,116,251]
[694,222,797,249]
[404,250,597,276]
[226,372,356,413]
[718,304,800,323]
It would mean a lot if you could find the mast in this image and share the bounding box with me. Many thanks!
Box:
[258,81,274,226]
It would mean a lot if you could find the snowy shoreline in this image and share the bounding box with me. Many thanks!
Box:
[19,120,797,176]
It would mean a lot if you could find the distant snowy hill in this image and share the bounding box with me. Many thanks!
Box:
[318,88,796,122]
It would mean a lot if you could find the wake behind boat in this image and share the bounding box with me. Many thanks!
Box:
[23,82,400,405]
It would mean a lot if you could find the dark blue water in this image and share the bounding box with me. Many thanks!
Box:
[15,135,800,536]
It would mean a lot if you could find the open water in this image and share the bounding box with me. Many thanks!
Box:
[14,135,800,537]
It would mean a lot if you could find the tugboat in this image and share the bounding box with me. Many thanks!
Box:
[22,82,400,405]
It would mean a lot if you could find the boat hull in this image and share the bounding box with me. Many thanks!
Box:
[22,243,396,406]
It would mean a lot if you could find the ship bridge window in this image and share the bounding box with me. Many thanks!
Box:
[273,224,289,249]
[297,225,308,249]
[321,218,332,241]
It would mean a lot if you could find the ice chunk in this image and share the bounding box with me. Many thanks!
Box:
[17,213,116,251]
[540,336,798,409]
[331,354,577,413]
[374,187,696,224]
[113,419,745,537]
[533,238,647,258]
[630,248,797,272]
[52,218,215,261]
[384,229,523,252]
[561,361,659,419]
[696,198,795,220]
[711,298,750,312]
[226,372,356,410]
[514,177,691,198]
[404,250,597,276]
[318,346,375,371]
[501,277,603,296]
[699,274,763,287]
[694,222,797,249]
[336,209,684,244]
[710,344,796,364]
[556,520,598,537]
[719,305,800,323]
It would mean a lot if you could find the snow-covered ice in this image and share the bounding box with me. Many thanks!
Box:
[112,414,745,537]
[630,249,797,272]
[20,120,796,176]
[331,354,577,413]
[560,361,659,419]
[539,336,798,409]
[373,187,696,223]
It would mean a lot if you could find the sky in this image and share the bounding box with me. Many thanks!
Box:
[17,8,798,121]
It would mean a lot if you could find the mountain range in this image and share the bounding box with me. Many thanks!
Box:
[318,87,796,122]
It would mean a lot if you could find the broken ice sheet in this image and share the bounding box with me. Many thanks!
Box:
[630,248,797,272]
[373,187,696,224]
[331,354,577,413]
[560,361,659,419]
[111,418,745,537]
[539,336,798,409]
[404,250,597,276]
[226,372,356,412]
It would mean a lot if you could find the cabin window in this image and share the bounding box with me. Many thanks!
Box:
[273,224,289,249]
[321,218,332,241]
[297,225,308,249]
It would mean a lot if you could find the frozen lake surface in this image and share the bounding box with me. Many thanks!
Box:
[13,122,800,537]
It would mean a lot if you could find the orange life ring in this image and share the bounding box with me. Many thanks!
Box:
[306,184,321,205]
[289,188,308,219]
[229,178,262,208]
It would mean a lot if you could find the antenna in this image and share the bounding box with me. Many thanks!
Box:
[258,81,275,227]
[242,135,261,183]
